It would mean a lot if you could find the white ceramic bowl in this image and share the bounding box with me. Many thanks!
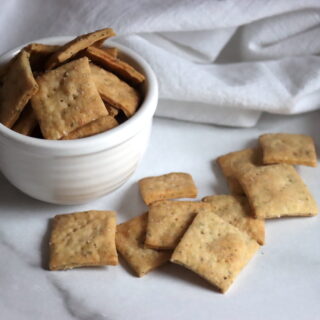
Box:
[0,37,158,205]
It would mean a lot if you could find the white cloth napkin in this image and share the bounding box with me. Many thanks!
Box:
[1,0,320,127]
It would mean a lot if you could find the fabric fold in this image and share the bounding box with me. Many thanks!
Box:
[2,0,320,127]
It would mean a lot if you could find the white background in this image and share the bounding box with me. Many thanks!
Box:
[1,1,320,317]
[0,111,319,320]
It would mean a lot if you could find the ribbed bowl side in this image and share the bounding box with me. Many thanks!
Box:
[0,123,152,204]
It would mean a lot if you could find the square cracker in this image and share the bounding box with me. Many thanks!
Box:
[12,104,37,136]
[238,164,318,219]
[116,213,171,277]
[259,133,317,167]
[85,46,145,85]
[139,172,198,205]
[31,57,108,140]
[61,115,118,140]
[90,63,140,117]
[0,50,38,128]
[217,148,261,195]
[46,28,116,69]
[202,195,265,245]
[171,211,260,293]
[145,200,211,250]
[49,210,118,270]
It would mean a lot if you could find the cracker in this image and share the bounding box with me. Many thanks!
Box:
[12,104,37,136]
[104,102,119,117]
[49,210,118,270]
[31,57,108,140]
[171,211,260,293]
[61,115,118,140]
[92,39,111,49]
[139,172,198,205]
[116,213,171,277]
[102,47,118,58]
[46,28,116,69]
[259,133,317,167]
[238,164,318,219]
[217,148,261,195]
[24,43,60,70]
[90,63,140,117]
[85,46,145,85]
[0,50,38,128]
[145,200,211,250]
[202,195,265,245]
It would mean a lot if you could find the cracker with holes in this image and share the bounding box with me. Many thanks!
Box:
[171,211,260,293]
[49,210,118,270]
[31,57,108,139]
[46,28,116,69]
[85,46,145,85]
[145,200,211,250]
[139,172,198,205]
[61,115,118,140]
[217,148,261,195]
[12,104,37,136]
[259,133,317,167]
[116,213,171,277]
[90,63,140,117]
[202,195,265,245]
[238,164,318,219]
[0,50,38,128]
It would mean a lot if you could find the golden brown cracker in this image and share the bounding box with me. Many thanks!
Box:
[202,195,265,245]
[217,148,261,195]
[46,28,116,69]
[31,57,108,140]
[145,200,211,250]
[171,211,260,293]
[12,104,37,136]
[24,43,60,70]
[259,133,317,167]
[102,47,118,58]
[104,102,119,117]
[238,164,318,219]
[116,213,171,277]
[61,115,118,140]
[0,50,38,128]
[90,63,140,117]
[49,210,118,270]
[139,172,198,205]
[92,38,111,49]
[85,46,145,85]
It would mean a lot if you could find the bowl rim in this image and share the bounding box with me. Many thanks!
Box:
[0,36,158,155]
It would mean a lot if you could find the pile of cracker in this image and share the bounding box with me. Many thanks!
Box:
[0,28,144,140]
[48,133,318,294]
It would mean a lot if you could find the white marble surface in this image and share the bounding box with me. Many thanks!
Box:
[1,112,320,320]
